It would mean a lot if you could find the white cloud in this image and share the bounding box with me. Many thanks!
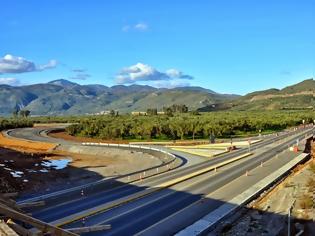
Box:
[115,63,193,84]
[0,77,20,86]
[72,68,86,73]
[69,73,91,80]
[0,54,57,74]
[37,59,58,71]
[166,69,193,80]
[152,80,191,88]
[122,23,149,32]
[134,23,148,31]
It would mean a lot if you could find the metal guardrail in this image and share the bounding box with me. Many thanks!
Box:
[81,142,179,179]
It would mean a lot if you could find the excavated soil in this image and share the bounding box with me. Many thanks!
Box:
[0,133,56,153]
[0,131,162,196]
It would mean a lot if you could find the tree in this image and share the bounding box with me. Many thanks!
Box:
[163,104,189,113]
[147,108,158,116]
[12,108,19,118]
[164,107,173,117]
[190,119,200,140]
[19,110,30,118]
[109,110,116,116]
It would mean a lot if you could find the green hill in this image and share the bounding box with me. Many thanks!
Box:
[226,78,315,111]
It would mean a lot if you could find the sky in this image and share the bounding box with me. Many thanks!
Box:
[0,0,314,95]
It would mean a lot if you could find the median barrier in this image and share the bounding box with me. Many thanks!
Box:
[52,152,253,227]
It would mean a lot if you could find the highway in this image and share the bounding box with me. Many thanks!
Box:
[59,127,312,235]
[15,127,294,210]
[7,126,314,235]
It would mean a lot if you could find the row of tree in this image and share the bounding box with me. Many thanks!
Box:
[146,105,189,116]
[12,109,31,118]
[162,104,188,115]
[66,111,315,140]
[0,118,34,131]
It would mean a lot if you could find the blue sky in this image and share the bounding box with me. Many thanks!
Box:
[0,0,314,94]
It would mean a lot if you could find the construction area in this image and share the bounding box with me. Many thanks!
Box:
[1,127,315,235]
[0,128,166,235]
[212,139,315,236]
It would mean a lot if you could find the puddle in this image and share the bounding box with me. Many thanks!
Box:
[41,158,72,170]
[0,157,72,177]
[4,160,14,163]
[10,171,24,178]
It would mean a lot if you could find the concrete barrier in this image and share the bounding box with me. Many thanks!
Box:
[176,152,310,236]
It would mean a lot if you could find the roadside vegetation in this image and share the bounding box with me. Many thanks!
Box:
[64,110,315,141]
[0,118,33,131]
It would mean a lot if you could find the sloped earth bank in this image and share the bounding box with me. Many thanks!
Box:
[214,141,315,236]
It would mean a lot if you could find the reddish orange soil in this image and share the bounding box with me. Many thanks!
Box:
[49,130,129,144]
[0,133,56,153]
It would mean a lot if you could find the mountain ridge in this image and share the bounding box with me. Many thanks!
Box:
[1,78,314,115]
[0,79,238,115]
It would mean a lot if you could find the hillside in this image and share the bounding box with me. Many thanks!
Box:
[0,80,238,116]
[227,78,315,111]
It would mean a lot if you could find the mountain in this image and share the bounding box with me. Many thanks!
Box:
[48,79,78,88]
[211,78,315,111]
[0,80,238,116]
[3,78,313,116]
